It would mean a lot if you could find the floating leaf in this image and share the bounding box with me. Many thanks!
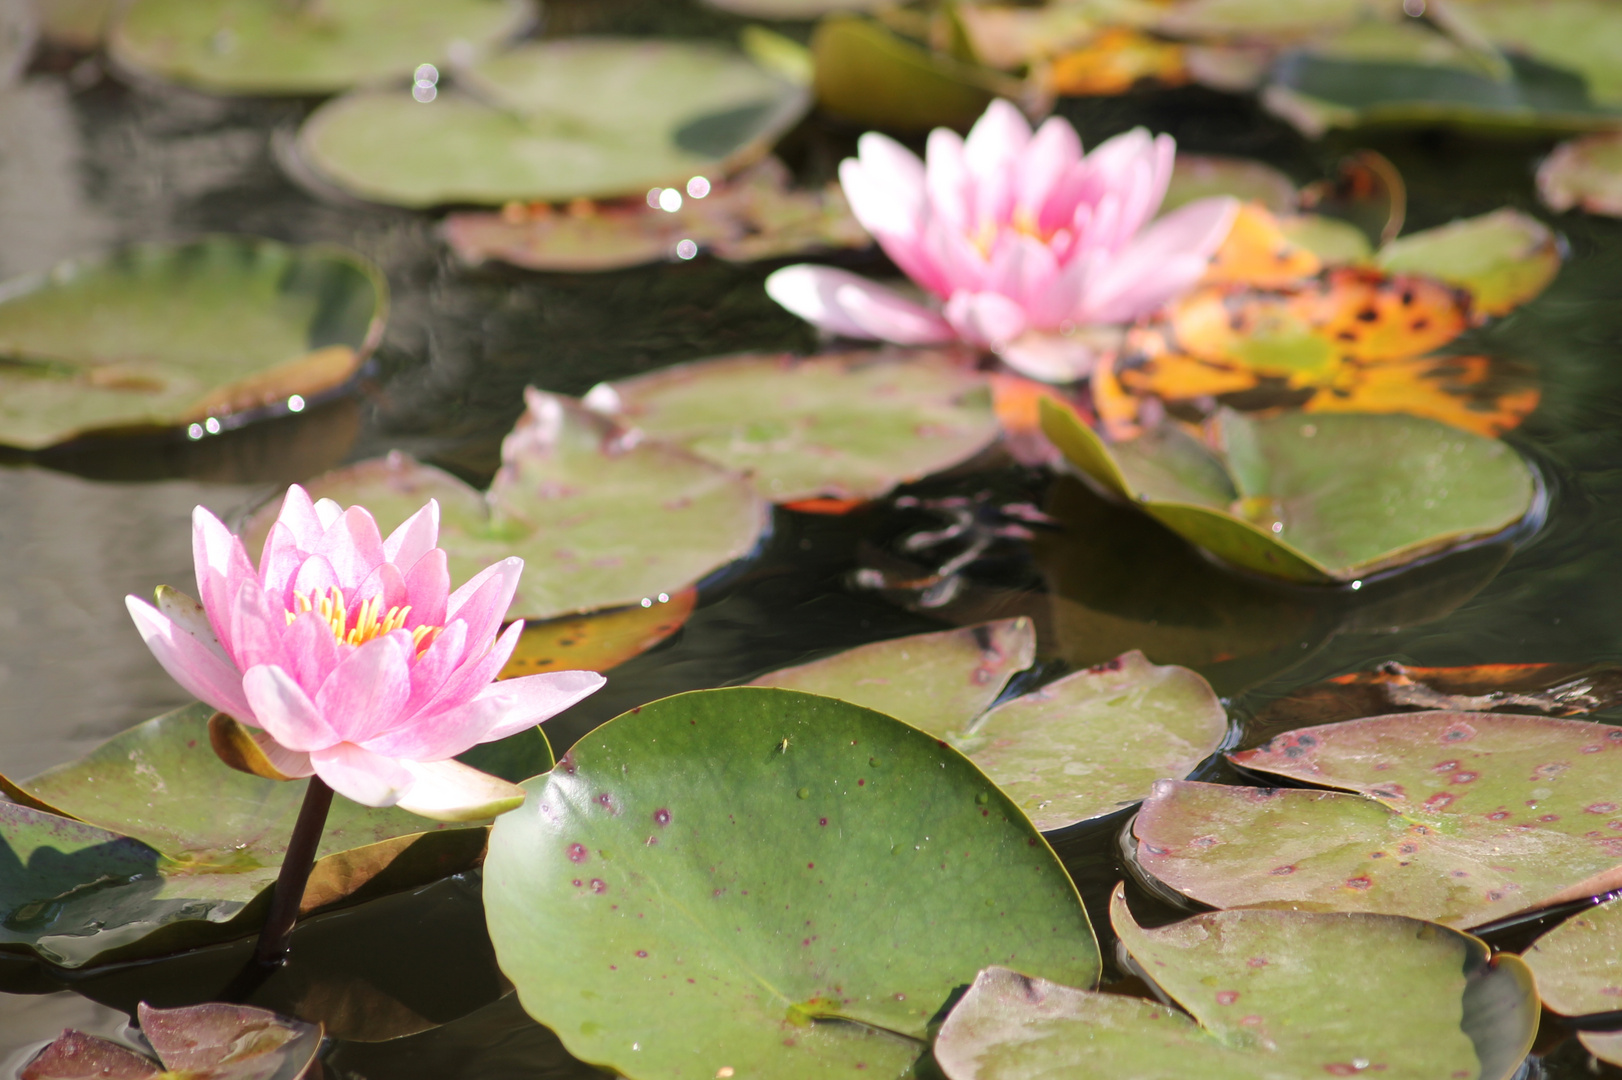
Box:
[935,885,1537,1080]
[1047,28,1189,95]
[1165,156,1298,216]
[1303,353,1541,438]
[296,39,808,207]
[960,652,1228,831]
[0,237,384,450]
[591,348,998,504]
[0,703,496,966]
[1200,204,1324,289]
[1153,0,1388,40]
[750,619,1036,735]
[442,158,868,273]
[1464,0,1622,108]
[702,0,889,16]
[1134,711,1622,927]
[109,0,530,95]
[1523,895,1622,1017]
[22,1001,321,1080]
[811,15,1009,131]
[1580,1031,1622,1070]
[499,588,697,680]
[953,4,1097,71]
[1041,402,1536,583]
[484,687,1099,1080]
[1376,210,1561,316]
[242,392,768,621]
[1538,132,1622,218]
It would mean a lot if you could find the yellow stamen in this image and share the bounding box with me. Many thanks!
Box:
[285,585,439,655]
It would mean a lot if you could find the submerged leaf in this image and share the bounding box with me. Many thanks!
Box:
[591,347,998,504]
[935,885,1536,1080]
[1134,711,1622,927]
[109,0,530,95]
[0,238,384,450]
[241,393,769,622]
[484,687,1099,1080]
[296,39,808,207]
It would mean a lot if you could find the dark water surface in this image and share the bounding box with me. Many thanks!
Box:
[2,3,1621,1077]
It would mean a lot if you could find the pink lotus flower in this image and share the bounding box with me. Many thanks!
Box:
[766,100,1238,383]
[126,486,604,821]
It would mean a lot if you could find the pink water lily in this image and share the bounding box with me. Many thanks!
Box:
[766,99,1238,383]
[126,485,604,821]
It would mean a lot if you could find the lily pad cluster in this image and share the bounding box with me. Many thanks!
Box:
[0,237,386,450]
[22,1001,321,1080]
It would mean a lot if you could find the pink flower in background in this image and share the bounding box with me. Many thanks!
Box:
[126,486,603,820]
[766,100,1237,382]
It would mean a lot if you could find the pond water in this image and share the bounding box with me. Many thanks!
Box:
[1,2,1621,1078]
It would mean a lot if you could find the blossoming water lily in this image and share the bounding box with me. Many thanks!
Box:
[126,485,604,822]
[765,99,1238,383]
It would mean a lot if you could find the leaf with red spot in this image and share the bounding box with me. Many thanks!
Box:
[1523,893,1622,1018]
[1132,711,1622,927]
[933,883,1536,1080]
[22,1002,321,1080]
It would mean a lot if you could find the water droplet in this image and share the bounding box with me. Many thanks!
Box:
[797,787,810,799]
[658,592,670,603]
[412,83,437,103]
[1350,579,1362,590]
[647,188,664,209]
[187,423,205,440]
[676,239,698,260]
[640,597,653,608]
[204,417,221,435]
[414,63,439,86]
[659,188,683,213]
[687,176,711,198]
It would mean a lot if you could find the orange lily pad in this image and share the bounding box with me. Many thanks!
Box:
[1304,353,1540,437]
[498,587,697,680]
[1048,28,1189,95]
[1201,202,1324,289]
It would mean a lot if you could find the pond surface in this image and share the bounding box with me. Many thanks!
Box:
[1,2,1621,1077]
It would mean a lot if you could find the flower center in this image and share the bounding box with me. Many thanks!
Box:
[287,585,439,653]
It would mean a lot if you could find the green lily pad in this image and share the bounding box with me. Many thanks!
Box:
[1465,0,1622,107]
[703,0,889,16]
[934,884,1538,1080]
[591,348,999,503]
[1375,209,1561,316]
[810,15,1012,132]
[1579,1031,1622,1069]
[295,39,809,208]
[442,158,869,273]
[243,393,768,621]
[1538,131,1622,218]
[0,702,524,966]
[748,618,1037,735]
[108,0,530,95]
[1133,711,1622,927]
[0,237,385,450]
[21,1001,322,1080]
[1153,0,1387,40]
[958,651,1228,831]
[483,687,1100,1080]
[1523,895,1622,1017]
[1041,400,1537,583]
[1162,154,1298,216]
[1280,212,1375,263]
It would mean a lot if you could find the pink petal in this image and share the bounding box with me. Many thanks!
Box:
[394,758,525,822]
[251,730,315,778]
[964,99,1030,189]
[996,331,1101,384]
[925,127,972,234]
[1084,196,1238,322]
[417,618,525,722]
[360,692,511,761]
[313,498,342,529]
[351,560,408,616]
[1028,246,1108,327]
[841,133,925,239]
[192,506,257,657]
[479,668,606,742]
[126,595,255,721]
[313,505,387,589]
[314,631,412,744]
[383,499,440,569]
[765,265,955,345]
[401,547,450,629]
[309,742,412,808]
[943,289,1028,348]
[280,610,342,692]
[291,554,341,605]
[259,522,310,610]
[1021,116,1083,232]
[228,578,285,672]
[444,556,523,650]
[405,619,470,716]
[242,664,339,752]
[985,234,1059,310]
[153,585,227,662]
[267,485,326,554]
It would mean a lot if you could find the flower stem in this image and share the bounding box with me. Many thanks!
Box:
[251,775,334,968]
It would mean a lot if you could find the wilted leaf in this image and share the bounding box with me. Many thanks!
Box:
[109,0,529,95]
[1538,132,1622,217]
[749,618,1036,736]
[0,238,383,450]
[499,588,697,679]
[934,884,1536,1080]
[242,393,769,621]
[590,347,998,504]
[21,1001,321,1080]
[1134,711,1622,927]
[296,39,808,207]
[442,158,868,272]
[1376,210,1561,316]
[1523,894,1622,1017]
[484,687,1099,1080]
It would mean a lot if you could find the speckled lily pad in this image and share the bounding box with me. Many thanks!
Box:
[21,1001,322,1080]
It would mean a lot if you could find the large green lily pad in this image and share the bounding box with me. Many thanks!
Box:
[1523,895,1622,1017]
[0,703,540,967]
[243,392,768,621]
[443,158,869,273]
[1041,401,1537,583]
[959,651,1228,831]
[934,884,1537,1080]
[1133,711,1622,927]
[749,618,1036,734]
[109,0,531,95]
[295,39,808,208]
[1538,131,1622,218]
[1375,209,1560,317]
[484,687,1099,1080]
[0,237,385,450]
[591,348,998,503]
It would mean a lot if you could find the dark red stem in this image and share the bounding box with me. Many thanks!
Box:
[251,775,334,968]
